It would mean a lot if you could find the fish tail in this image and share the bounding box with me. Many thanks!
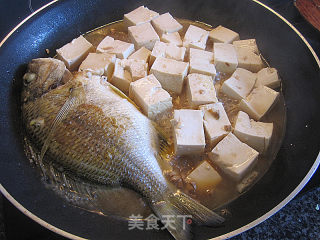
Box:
[152,190,224,240]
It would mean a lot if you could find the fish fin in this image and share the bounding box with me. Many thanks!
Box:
[152,122,173,172]
[151,122,172,156]
[152,190,224,240]
[152,200,192,240]
[39,85,86,168]
[45,164,151,217]
[167,190,225,226]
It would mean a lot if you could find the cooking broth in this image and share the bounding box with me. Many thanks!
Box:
[24,19,286,219]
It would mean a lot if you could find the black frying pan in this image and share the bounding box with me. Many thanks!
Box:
[0,0,319,239]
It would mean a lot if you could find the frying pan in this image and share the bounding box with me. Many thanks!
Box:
[0,0,319,239]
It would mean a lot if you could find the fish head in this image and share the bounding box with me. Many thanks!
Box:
[22,58,72,102]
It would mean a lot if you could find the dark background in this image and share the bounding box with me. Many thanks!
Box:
[0,0,319,239]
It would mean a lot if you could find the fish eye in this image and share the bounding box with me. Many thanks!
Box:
[30,117,45,128]
[23,72,37,85]
[100,76,108,85]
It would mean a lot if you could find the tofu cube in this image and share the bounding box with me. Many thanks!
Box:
[189,48,214,63]
[124,6,159,27]
[96,36,134,59]
[150,41,167,64]
[234,111,273,152]
[209,132,259,181]
[110,59,133,94]
[121,59,148,81]
[186,73,218,107]
[199,102,232,148]
[150,41,186,65]
[151,12,183,35]
[128,47,151,63]
[79,53,115,79]
[185,161,222,192]
[255,67,280,89]
[213,43,238,74]
[128,22,160,51]
[106,40,134,59]
[129,74,172,119]
[56,35,93,71]
[183,25,209,50]
[239,86,279,120]
[189,48,216,77]
[233,39,264,72]
[172,109,205,155]
[165,43,186,62]
[150,57,189,94]
[221,68,257,100]
[160,32,183,46]
[233,39,259,53]
[209,25,240,44]
[189,59,216,78]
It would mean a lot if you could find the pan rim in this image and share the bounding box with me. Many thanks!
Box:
[0,0,319,239]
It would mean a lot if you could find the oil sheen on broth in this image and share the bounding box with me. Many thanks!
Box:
[26,19,286,219]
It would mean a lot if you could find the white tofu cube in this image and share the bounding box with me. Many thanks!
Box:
[107,40,134,59]
[234,47,264,73]
[183,25,209,50]
[96,36,134,59]
[221,68,257,100]
[186,73,218,107]
[123,6,159,27]
[128,47,151,63]
[110,59,133,94]
[189,59,216,78]
[150,41,186,65]
[234,111,273,152]
[233,39,259,53]
[79,53,115,79]
[189,48,216,77]
[129,74,172,120]
[214,43,238,74]
[129,74,161,98]
[239,86,279,120]
[233,39,264,73]
[151,12,182,35]
[160,32,183,46]
[185,161,222,192]
[121,59,148,81]
[209,132,259,180]
[56,35,93,71]
[189,48,214,63]
[150,57,189,94]
[165,43,186,62]
[149,41,167,65]
[172,109,205,155]
[209,25,240,43]
[199,102,232,147]
[128,23,160,51]
[255,67,280,89]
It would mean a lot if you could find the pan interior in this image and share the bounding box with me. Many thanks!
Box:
[23,18,286,221]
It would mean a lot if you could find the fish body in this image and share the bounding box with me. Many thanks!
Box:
[22,58,224,239]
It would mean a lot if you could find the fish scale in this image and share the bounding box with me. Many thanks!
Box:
[24,79,167,201]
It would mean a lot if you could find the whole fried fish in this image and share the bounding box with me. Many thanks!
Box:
[22,58,224,240]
